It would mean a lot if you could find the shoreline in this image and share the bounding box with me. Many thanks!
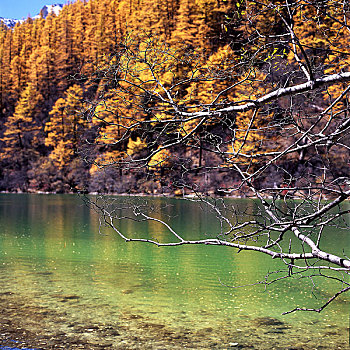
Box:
[0,190,347,201]
[0,189,249,199]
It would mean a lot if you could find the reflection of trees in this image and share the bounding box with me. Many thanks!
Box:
[0,195,348,346]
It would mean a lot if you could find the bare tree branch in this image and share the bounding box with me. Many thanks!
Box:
[81,1,350,314]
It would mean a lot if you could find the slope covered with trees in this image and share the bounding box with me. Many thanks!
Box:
[0,0,349,195]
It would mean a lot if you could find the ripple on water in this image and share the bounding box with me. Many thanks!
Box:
[0,194,348,349]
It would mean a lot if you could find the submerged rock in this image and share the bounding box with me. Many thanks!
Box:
[253,317,285,327]
[196,327,213,336]
[121,289,134,295]
[55,294,80,302]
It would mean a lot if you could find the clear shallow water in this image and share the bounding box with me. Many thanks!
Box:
[0,194,348,349]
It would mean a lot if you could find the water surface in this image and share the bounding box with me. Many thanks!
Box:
[0,194,348,349]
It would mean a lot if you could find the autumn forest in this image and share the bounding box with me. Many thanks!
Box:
[0,0,349,194]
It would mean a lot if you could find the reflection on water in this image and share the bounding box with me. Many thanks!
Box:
[0,194,348,349]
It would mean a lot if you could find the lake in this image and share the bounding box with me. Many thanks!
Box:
[0,194,348,349]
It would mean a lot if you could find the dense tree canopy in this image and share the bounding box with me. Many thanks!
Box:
[0,0,349,195]
[0,0,233,191]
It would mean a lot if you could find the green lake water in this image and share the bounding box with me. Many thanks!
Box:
[0,194,348,349]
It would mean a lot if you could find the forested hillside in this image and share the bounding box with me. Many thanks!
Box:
[0,0,348,194]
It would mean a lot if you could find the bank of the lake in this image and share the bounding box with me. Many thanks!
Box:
[0,194,348,349]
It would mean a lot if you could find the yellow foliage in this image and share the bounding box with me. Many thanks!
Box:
[148,148,171,168]
[223,110,265,167]
[90,150,123,174]
[48,140,74,167]
[1,0,349,190]
[1,83,43,160]
[127,137,147,155]
[45,84,85,167]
